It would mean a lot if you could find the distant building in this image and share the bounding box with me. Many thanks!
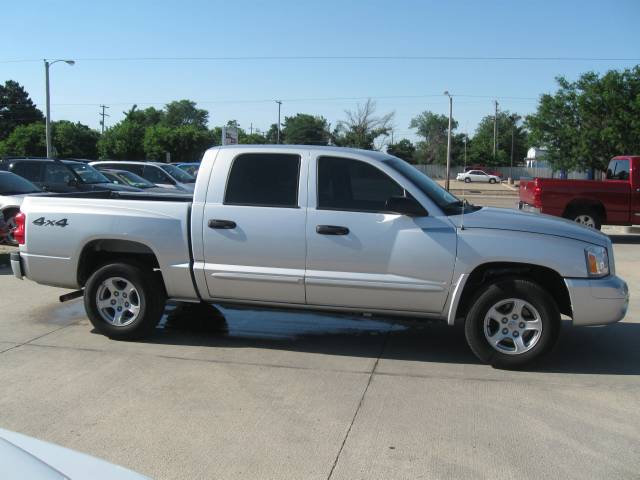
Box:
[525,147,550,168]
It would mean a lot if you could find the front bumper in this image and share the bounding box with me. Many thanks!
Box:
[518,201,540,214]
[565,275,629,326]
[10,252,24,280]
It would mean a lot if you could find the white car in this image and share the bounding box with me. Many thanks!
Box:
[456,170,501,184]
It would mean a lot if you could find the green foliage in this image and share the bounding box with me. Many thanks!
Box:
[0,122,46,157]
[0,120,99,158]
[265,123,280,144]
[410,111,457,164]
[98,120,147,160]
[0,80,44,141]
[526,66,640,172]
[143,125,216,163]
[334,99,393,150]
[386,139,416,163]
[163,100,209,129]
[282,113,329,145]
[468,111,527,167]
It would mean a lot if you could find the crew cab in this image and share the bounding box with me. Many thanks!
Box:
[10,146,629,368]
[519,155,640,229]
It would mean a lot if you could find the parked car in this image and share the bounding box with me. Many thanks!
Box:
[464,165,503,178]
[91,161,196,192]
[456,169,501,183]
[175,162,200,177]
[100,168,183,194]
[519,155,640,230]
[0,427,148,479]
[11,145,628,368]
[0,171,42,245]
[0,158,141,193]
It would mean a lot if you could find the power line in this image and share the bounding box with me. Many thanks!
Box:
[2,55,639,64]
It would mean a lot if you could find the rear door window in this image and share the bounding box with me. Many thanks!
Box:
[607,159,630,180]
[11,162,42,182]
[224,153,300,207]
[143,165,173,184]
[43,163,74,184]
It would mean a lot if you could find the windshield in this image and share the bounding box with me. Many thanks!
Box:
[116,170,156,188]
[0,172,40,195]
[66,163,110,184]
[159,164,196,183]
[382,157,470,215]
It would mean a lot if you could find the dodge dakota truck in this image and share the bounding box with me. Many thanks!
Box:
[519,155,640,230]
[10,146,629,368]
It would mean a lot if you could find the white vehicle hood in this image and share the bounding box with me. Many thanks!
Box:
[0,428,149,479]
[449,207,610,246]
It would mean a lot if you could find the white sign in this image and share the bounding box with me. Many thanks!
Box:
[222,126,238,145]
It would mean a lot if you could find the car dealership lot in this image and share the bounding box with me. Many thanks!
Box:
[0,220,639,480]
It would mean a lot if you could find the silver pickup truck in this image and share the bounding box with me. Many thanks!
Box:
[10,145,629,367]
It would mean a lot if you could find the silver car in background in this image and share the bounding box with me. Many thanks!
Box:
[91,161,195,192]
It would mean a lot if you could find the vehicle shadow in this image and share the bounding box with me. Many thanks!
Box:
[145,304,640,375]
[609,234,640,244]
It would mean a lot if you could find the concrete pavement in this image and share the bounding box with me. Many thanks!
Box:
[0,231,638,479]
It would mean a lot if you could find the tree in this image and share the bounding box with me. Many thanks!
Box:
[469,111,528,167]
[386,139,416,163]
[527,67,640,172]
[0,120,99,158]
[98,120,147,159]
[0,80,44,140]
[265,123,280,144]
[334,99,394,150]
[123,105,165,127]
[282,113,329,145]
[143,125,215,163]
[163,100,209,129]
[410,111,456,164]
[0,122,46,157]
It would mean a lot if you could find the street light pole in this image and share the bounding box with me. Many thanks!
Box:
[509,114,520,184]
[493,100,499,161]
[444,91,453,191]
[275,100,282,144]
[44,59,75,158]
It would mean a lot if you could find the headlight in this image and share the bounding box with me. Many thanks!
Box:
[585,246,609,277]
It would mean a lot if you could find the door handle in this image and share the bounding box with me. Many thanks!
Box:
[208,219,237,229]
[316,225,349,235]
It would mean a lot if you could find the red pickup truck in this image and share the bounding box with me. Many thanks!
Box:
[519,155,640,230]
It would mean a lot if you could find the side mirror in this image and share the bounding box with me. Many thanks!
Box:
[385,196,428,217]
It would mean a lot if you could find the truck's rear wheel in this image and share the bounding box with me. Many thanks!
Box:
[567,208,602,230]
[464,278,560,369]
[84,263,165,340]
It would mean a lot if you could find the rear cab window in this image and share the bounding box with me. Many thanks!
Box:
[224,153,300,207]
[606,159,630,180]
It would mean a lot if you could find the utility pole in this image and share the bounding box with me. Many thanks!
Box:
[44,59,75,158]
[493,100,499,161]
[509,114,519,184]
[275,100,282,144]
[99,105,110,134]
[463,134,468,166]
[444,91,453,191]
[250,122,253,135]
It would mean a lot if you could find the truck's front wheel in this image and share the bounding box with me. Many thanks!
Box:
[84,263,166,340]
[464,278,560,369]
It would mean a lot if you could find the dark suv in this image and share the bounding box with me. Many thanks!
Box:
[0,158,141,193]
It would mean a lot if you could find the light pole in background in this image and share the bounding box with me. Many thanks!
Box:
[444,91,453,191]
[509,114,520,184]
[492,99,499,162]
[44,59,75,158]
[275,100,282,144]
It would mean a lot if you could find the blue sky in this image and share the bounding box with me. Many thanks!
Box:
[2,0,639,142]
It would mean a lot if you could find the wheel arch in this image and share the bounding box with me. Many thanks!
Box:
[453,262,571,324]
[563,198,606,222]
[77,238,163,288]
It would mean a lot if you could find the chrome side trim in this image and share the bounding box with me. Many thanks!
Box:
[447,273,470,326]
[304,277,444,291]
[210,272,304,284]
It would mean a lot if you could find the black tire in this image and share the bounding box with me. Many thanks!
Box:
[464,278,560,369]
[489,178,497,184]
[84,262,165,340]
[567,208,602,230]
[464,177,471,183]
